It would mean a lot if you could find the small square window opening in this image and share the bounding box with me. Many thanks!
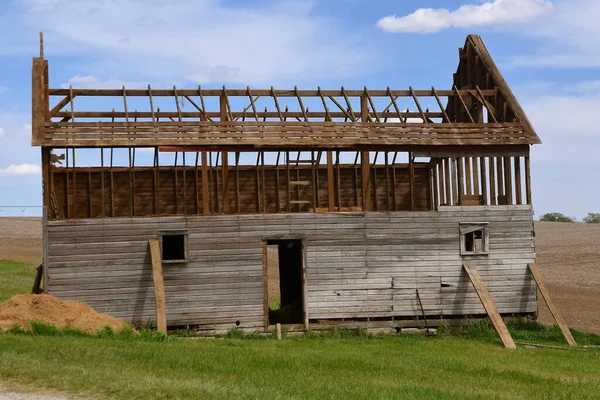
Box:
[460,223,489,255]
[160,232,187,262]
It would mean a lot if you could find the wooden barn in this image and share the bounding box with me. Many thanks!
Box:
[33,35,543,336]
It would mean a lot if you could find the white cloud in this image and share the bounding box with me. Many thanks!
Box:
[509,0,600,68]
[23,0,368,85]
[377,0,553,34]
[0,127,4,137]
[0,163,41,176]
[520,86,600,166]
[0,86,7,93]
[61,75,147,89]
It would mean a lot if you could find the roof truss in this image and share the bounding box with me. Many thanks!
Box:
[32,35,540,149]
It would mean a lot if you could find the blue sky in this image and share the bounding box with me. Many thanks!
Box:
[0,0,598,219]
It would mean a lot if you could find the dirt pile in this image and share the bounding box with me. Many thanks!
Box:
[0,294,129,334]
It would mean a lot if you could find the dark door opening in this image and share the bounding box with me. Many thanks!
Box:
[266,239,304,325]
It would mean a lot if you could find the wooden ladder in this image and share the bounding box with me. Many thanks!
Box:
[287,154,316,211]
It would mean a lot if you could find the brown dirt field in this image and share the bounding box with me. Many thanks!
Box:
[0,217,598,333]
[534,221,600,334]
[0,218,42,265]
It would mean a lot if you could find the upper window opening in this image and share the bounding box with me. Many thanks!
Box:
[160,232,187,262]
[460,223,489,255]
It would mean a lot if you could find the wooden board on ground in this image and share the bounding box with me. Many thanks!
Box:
[148,239,167,334]
[463,261,516,349]
[528,262,577,346]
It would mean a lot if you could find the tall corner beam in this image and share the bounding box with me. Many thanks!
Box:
[463,261,516,349]
[148,239,167,334]
[32,57,47,146]
[219,94,230,213]
[360,95,371,211]
[528,262,577,346]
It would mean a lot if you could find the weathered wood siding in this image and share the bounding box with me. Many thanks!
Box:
[46,205,536,334]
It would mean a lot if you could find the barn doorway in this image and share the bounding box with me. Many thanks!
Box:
[265,239,305,326]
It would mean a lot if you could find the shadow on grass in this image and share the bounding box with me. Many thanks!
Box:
[438,320,600,346]
[4,319,600,347]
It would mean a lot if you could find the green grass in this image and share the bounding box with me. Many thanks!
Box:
[0,323,599,399]
[1,261,600,399]
[0,260,37,302]
[268,298,281,311]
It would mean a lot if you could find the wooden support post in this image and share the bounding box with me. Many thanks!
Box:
[201,152,209,214]
[514,157,522,205]
[327,151,335,211]
[504,156,513,205]
[385,152,390,211]
[465,157,472,196]
[525,155,532,205]
[442,158,450,206]
[335,151,341,209]
[155,148,160,216]
[456,157,463,205]
[261,152,266,213]
[392,166,397,211]
[451,158,458,206]
[41,149,51,212]
[370,163,378,212]
[463,262,516,349]
[489,157,497,205]
[148,239,167,335]
[219,95,230,213]
[286,151,291,213]
[432,159,439,210]
[236,152,241,213]
[360,96,371,211]
[409,152,415,210]
[528,263,577,346]
[32,58,47,145]
[480,157,488,205]
[473,157,480,197]
[276,323,282,340]
[496,157,505,202]
[361,152,371,211]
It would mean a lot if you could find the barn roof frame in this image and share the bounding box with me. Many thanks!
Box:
[31,35,540,150]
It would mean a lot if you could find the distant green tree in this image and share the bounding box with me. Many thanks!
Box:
[539,212,575,222]
[583,213,600,223]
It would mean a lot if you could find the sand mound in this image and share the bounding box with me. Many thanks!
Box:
[0,294,129,334]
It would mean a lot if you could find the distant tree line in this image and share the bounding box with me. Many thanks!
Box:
[539,212,600,223]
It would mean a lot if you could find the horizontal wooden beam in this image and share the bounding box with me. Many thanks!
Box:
[53,111,445,120]
[50,163,430,173]
[48,88,496,97]
[39,120,538,148]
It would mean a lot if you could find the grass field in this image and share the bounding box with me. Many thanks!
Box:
[1,258,600,399]
[0,260,37,303]
[0,324,599,400]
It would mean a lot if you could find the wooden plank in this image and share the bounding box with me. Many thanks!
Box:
[514,157,522,205]
[148,239,167,334]
[503,156,512,205]
[409,153,415,211]
[201,152,209,214]
[361,152,371,211]
[451,158,458,206]
[528,263,577,346]
[524,155,532,205]
[480,157,488,205]
[327,152,335,211]
[32,58,46,145]
[463,261,516,349]
[489,157,497,206]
